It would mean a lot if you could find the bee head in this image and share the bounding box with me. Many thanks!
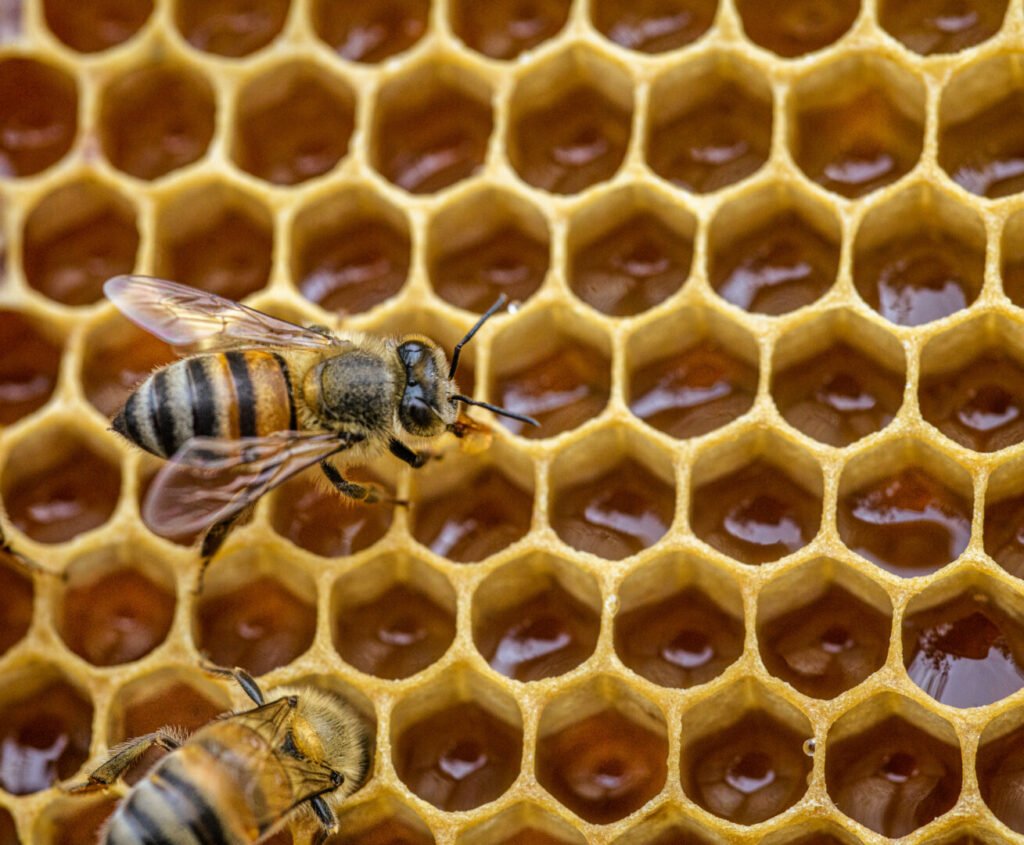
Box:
[396,337,456,437]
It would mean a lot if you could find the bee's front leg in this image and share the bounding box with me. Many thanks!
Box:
[194,504,254,596]
[319,460,406,507]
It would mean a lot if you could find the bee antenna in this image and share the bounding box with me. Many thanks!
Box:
[449,294,508,380]
[452,394,540,428]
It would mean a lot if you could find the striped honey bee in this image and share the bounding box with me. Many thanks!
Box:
[105,275,537,571]
[69,666,371,844]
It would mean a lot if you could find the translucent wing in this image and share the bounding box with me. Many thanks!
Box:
[104,275,345,352]
[144,431,360,535]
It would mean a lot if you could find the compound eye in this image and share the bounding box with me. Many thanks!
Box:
[406,397,435,430]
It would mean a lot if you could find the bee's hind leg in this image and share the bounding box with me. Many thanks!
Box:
[319,460,406,507]
[200,662,265,706]
[1,526,63,580]
[194,505,254,596]
[309,795,339,839]
[63,730,183,793]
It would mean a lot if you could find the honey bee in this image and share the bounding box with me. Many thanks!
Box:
[105,275,537,568]
[69,666,372,844]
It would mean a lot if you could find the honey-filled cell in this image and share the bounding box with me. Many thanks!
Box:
[825,713,961,837]
[0,58,77,178]
[903,590,1024,708]
[22,179,139,307]
[551,458,675,561]
[451,0,571,60]
[878,0,1007,54]
[39,796,119,845]
[0,808,15,845]
[0,549,32,658]
[977,721,1024,834]
[616,586,743,688]
[591,0,716,53]
[174,0,289,57]
[0,312,61,425]
[233,64,355,186]
[412,468,532,563]
[394,701,522,811]
[619,824,717,845]
[681,709,811,825]
[312,0,429,63]
[1,434,121,544]
[271,471,393,558]
[0,674,93,795]
[791,70,924,200]
[42,0,153,52]
[772,342,904,448]
[984,489,1024,579]
[196,572,317,676]
[99,62,215,180]
[837,466,971,578]
[372,70,492,194]
[646,64,771,194]
[690,459,821,565]
[328,816,435,845]
[735,0,858,57]
[537,706,668,824]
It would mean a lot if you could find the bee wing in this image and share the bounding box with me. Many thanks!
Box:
[104,275,345,352]
[143,431,357,536]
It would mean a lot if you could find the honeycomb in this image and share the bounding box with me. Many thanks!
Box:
[5,0,1024,843]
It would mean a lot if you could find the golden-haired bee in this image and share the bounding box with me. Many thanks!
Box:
[105,275,537,564]
[69,666,372,844]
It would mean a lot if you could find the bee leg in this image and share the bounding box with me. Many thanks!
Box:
[309,795,339,837]
[194,505,254,596]
[199,662,265,706]
[1,527,63,580]
[319,460,405,507]
[64,730,182,793]
[389,438,430,469]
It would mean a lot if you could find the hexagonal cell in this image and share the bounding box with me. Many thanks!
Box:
[626,307,758,440]
[825,697,962,837]
[771,310,906,447]
[426,188,550,313]
[679,684,812,825]
[371,63,493,194]
[708,187,841,315]
[312,0,428,62]
[757,559,892,699]
[81,311,173,419]
[0,807,15,845]
[270,468,394,558]
[853,186,985,326]
[615,553,744,688]
[99,61,215,180]
[136,460,203,548]
[902,575,1024,708]
[153,182,273,300]
[0,548,32,658]
[0,57,77,178]
[174,0,289,57]
[1003,210,1024,306]
[790,56,925,199]
[329,800,435,845]
[568,187,694,317]
[42,0,153,52]
[879,0,1006,54]
[331,554,456,680]
[291,189,410,315]
[977,712,1024,834]
[473,554,600,681]
[610,811,719,845]
[837,443,973,578]
[508,48,633,194]
[451,0,570,59]
[982,462,1024,579]
[459,803,587,845]
[591,0,716,53]
[23,177,138,307]
[232,62,355,186]
[690,438,823,565]
[392,669,523,811]
[736,0,858,57]
[0,311,61,425]
[939,57,1024,198]
[537,677,668,824]
[489,308,612,438]
[920,318,1024,452]
[1,427,121,544]
[196,550,317,675]
[35,794,119,845]
[411,446,534,563]
[646,55,771,194]
[0,667,93,795]
[57,545,175,667]
[758,822,864,845]
[550,432,676,561]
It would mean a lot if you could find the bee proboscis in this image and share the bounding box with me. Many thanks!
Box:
[104,275,538,565]
[68,666,372,844]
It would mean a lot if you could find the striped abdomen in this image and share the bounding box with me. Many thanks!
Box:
[113,351,298,458]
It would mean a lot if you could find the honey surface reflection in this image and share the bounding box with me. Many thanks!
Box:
[0,313,61,424]
[0,554,32,657]
[313,0,428,63]
[879,0,1007,54]
[592,0,716,53]
[985,492,1024,579]
[977,722,1024,834]
[452,0,570,60]
[940,91,1024,199]
[736,0,858,56]
[43,0,153,53]
[175,0,289,57]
